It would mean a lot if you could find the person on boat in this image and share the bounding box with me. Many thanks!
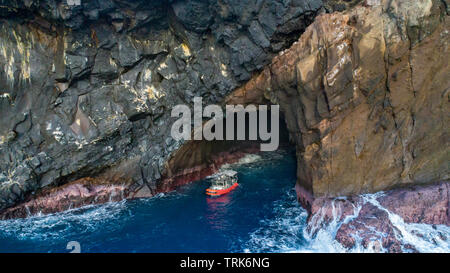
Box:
[206,170,239,196]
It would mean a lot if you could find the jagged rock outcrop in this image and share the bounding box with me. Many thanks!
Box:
[226,0,449,210]
[308,181,449,252]
[225,0,449,252]
[0,0,325,215]
[0,0,448,229]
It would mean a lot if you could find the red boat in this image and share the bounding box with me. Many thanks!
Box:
[206,170,239,196]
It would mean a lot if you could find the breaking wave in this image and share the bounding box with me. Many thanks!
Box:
[1,149,448,253]
[0,201,129,242]
[243,190,450,253]
[362,194,450,253]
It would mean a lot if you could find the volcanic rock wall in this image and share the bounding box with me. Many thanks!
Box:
[0,0,448,219]
[226,0,449,209]
[0,0,325,213]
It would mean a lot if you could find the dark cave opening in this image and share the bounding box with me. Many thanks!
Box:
[159,106,294,191]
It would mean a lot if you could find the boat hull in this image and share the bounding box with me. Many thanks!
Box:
[206,183,239,196]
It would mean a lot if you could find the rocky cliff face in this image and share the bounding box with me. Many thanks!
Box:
[309,181,449,252]
[0,0,325,215]
[226,0,449,211]
[0,0,448,229]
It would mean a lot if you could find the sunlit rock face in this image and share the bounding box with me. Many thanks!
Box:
[0,0,448,222]
[0,0,326,215]
[225,0,449,207]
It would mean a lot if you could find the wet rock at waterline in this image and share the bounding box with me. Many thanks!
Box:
[0,0,323,213]
[0,147,262,220]
[226,0,450,252]
[225,0,449,204]
[308,181,449,252]
[0,0,448,253]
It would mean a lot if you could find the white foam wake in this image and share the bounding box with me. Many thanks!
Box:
[220,154,263,170]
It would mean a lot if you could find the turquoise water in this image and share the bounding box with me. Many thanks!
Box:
[0,150,308,253]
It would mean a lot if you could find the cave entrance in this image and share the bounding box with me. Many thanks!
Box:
[159,104,293,192]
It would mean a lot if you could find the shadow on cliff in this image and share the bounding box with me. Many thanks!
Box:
[159,105,294,192]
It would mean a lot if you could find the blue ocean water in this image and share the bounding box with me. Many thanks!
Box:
[0,150,308,253]
[1,149,449,253]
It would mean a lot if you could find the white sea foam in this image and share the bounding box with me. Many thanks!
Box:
[0,201,128,241]
[220,154,263,170]
[207,154,264,179]
[1,148,447,253]
[243,190,309,253]
[243,190,450,253]
[362,194,450,253]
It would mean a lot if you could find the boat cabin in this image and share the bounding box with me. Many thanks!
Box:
[209,170,238,190]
